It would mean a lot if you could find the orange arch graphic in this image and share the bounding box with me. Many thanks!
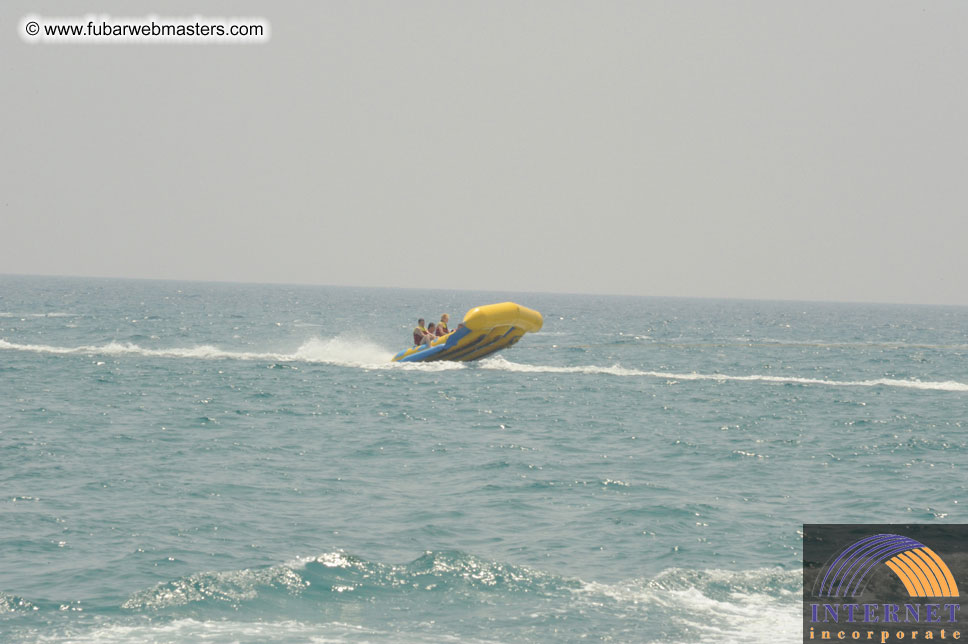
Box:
[886,548,959,598]
[885,559,919,597]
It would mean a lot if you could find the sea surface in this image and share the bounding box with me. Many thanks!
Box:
[2,275,967,643]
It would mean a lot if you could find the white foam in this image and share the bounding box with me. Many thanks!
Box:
[479,356,968,392]
[31,618,378,644]
[2,338,964,388]
[0,337,464,372]
[31,619,505,644]
[672,586,799,644]
[578,567,800,644]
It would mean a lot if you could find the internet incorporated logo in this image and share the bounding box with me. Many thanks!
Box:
[803,525,968,644]
[818,534,959,599]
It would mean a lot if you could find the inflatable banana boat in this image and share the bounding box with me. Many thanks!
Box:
[392,302,543,363]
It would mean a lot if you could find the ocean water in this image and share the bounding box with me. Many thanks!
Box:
[2,275,967,643]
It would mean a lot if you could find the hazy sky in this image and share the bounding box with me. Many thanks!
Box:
[3,1,967,305]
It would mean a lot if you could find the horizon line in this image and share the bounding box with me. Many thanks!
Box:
[2,270,967,310]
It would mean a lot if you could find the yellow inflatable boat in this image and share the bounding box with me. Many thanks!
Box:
[392,302,543,363]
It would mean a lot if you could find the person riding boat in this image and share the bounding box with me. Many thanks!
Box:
[423,322,437,345]
[413,319,429,345]
[436,314,450,336]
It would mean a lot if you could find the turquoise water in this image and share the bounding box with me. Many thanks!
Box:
[2,275,967,643]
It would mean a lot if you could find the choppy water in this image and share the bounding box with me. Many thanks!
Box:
[2,275,967,643]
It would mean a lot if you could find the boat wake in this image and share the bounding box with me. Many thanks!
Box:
[0,337,463,372]
[478,356,968,393]
[3,338,965,390]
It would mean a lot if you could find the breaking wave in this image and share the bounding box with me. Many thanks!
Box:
[0,592,34,615]
[110,551,798,644]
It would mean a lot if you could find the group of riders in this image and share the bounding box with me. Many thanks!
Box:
[412,313,457,346]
